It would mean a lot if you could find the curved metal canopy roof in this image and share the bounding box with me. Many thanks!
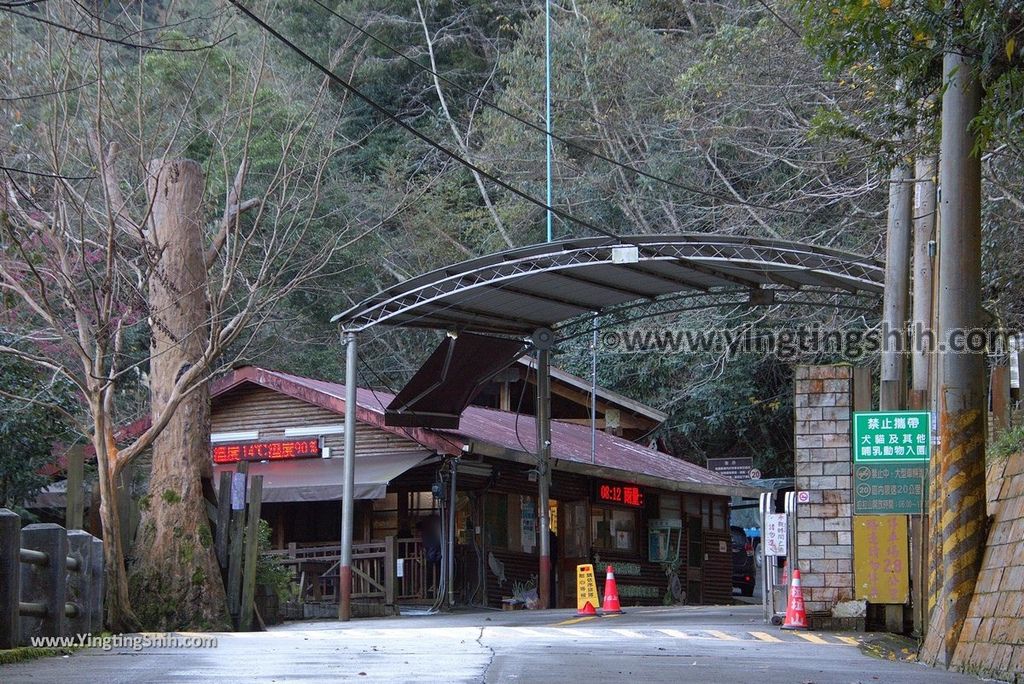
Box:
[333,235,884,336]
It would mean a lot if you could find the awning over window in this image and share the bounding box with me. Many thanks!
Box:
[386,332,526,429]
[213,451,436,502]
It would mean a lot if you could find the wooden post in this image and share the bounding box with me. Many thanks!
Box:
[385,535,396,607]
[991,363,1011,438]
[215,471,232,571]
[0,509,21,648]
[65,445,85,531]
[853,366,872,412]
[227,462,249,624]
[239,475,263,632]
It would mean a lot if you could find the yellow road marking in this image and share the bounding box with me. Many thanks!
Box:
[793,632,829,644]
[836,636,859,646]
[552,616,598,626]
[705,630,739,641]
[657,629,692,639]
[611,629,646,639]
[749,631,782,643]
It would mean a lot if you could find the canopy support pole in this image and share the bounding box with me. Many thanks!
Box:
[340,331,358,621]
[536,347,552,609]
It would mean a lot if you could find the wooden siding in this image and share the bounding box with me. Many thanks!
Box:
[213,384,427,457]
[701,529,732,605]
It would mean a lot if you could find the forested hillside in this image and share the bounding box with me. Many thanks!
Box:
[2,0,1021,485]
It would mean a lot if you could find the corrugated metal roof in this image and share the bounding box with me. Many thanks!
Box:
[236,367,761,497]
[332,235,884,336]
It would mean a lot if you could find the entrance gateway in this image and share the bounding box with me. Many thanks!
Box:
[331,234,884,619]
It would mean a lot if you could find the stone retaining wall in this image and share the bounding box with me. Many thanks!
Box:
[949,453,1024,682]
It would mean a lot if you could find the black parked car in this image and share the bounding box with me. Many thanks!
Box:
[730,526,756,597]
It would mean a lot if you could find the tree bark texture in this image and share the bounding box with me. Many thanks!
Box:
[920,49,987,667]
[130,159,230,630]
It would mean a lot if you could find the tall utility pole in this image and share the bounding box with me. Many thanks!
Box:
[544,0,553,242]
[878,123,914,635]
[535,348,552,609]
[910,153,937,410]
[880,147,914,412]
[909,151,937,638]
[920,47,987,668]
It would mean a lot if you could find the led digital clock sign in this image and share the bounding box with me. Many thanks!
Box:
[595,481,645,507]
[212,438,321,464]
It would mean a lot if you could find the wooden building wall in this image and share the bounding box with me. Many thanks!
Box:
[213,385,427,458]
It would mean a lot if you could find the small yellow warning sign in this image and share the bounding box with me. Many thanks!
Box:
[576,563,600,613]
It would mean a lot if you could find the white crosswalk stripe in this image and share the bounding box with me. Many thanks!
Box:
[610,628,646,639]
[656,629,692,639]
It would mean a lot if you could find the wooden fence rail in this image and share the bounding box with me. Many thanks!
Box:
[1,508,104,649]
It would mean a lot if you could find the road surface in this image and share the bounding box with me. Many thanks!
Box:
[0,605,986,683]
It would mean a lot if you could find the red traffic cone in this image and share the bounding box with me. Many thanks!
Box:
[600,566,624,615]
[577,600,597,616]
[781,568,808,630]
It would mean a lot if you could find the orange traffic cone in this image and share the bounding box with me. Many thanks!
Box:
[577,600,597,616]
[781,568,808,630]
[600,565,624,615]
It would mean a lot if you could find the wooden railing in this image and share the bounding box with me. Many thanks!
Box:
[264,537,440,607]
[0,508,104,648]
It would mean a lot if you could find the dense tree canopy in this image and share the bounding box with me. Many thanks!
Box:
[2,0,1021,496]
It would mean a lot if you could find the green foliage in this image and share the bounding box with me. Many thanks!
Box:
[0,355,76,512]
[255,519,293,601]
[989,425,1024,463]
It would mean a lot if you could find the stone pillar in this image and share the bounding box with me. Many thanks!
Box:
[20,523,68,640]
[794,365,855,618]
[90,537,105,632]
[0,509,21,648]
[65,530,94,636]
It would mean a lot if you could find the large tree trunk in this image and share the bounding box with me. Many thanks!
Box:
[920,48,986,667]
[92,429,138,632]
[130,159,230,630]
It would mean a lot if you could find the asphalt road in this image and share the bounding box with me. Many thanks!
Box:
[0,605,988,683]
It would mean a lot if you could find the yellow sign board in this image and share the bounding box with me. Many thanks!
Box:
[576,564,600,612]
[853,515,909,604]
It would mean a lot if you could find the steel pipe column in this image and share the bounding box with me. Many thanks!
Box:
[340,332,358,621]
[536,348,552,610]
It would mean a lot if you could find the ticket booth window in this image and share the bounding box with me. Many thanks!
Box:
[591,507,637,552]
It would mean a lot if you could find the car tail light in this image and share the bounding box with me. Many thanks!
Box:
[745,539,754,557]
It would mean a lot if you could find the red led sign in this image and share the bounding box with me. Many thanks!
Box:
[595,482,645,507]
[212,438,321,464]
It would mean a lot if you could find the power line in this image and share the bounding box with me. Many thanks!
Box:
[306,0,830,218]
[228,0,626,243]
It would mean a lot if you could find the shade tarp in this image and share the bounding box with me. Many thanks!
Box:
[213,451,435,502]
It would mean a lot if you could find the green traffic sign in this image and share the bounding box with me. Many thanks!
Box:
[853,411,931,463]
[853,461,929,514]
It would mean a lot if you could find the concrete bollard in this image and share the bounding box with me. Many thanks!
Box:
[20,523,69,640]
[91,537,105,632]
[0,508,21,648]
[65,530,93,636]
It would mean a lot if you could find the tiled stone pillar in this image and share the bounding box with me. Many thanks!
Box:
[794,365,855,616]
